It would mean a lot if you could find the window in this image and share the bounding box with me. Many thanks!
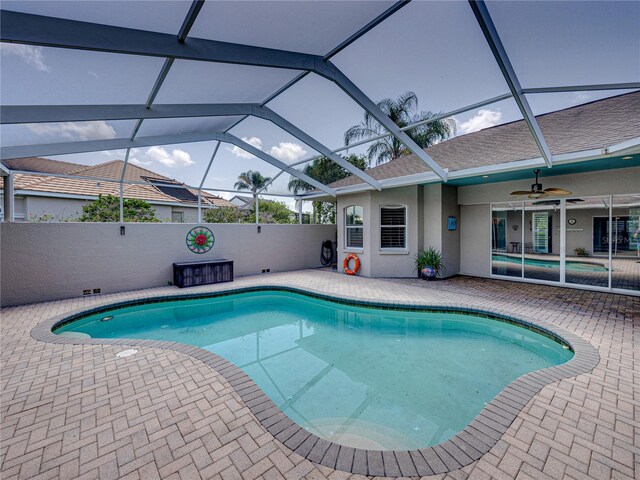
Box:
[380,205,406,249]
[171,211,184,223]
[345,205,364,249]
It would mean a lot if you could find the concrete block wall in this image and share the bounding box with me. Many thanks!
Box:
[0,223,336,306]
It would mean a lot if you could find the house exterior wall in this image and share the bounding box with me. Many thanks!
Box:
[24,196,86,221]
[368,186,420,277]
[460,204,491,277]
[440,185,461,276]
[11,193,209,223]
[336,184,460,278]
[0,223,337,306]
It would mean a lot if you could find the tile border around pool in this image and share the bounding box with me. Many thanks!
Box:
[31,285,600,477]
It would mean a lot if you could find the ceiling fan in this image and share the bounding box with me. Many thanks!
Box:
[510,169,572,199]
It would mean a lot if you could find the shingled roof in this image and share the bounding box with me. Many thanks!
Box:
[2,158,233,207]
[329,91,640,188]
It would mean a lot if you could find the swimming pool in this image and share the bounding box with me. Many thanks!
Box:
[492,254,608,272]
[54,290,573,450]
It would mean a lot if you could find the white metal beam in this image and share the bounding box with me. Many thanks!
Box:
[221,133,336,197]
[315,61,449,180]
[1,102,382,190]
[0,103,256,124]
[0,10,319,70]
[199,141,221,189]
[289,92,514,167]
[130,1,205,141]
[2,174,15,222]
[468,0,553,168]
[200,187,295,198]
[1,8,449,180]
[253,107,381,190]
[119,148,131,223]
[215,1,411,137]
[522,83,640,94]
[0,132,336,196]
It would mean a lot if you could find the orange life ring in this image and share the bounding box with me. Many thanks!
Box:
[343,254,361,275]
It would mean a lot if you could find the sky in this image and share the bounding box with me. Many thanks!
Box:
[1,0,639,208]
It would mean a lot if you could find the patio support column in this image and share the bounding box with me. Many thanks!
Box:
[2,173,14,222]
[119,182,124,223]
[298,199,303,225]
[119,148,130,224]
[197,190,202,223]
[608,195,613,290]
[255,195,259,224]
[560,199,566,284]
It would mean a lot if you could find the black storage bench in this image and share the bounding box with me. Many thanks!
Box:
[173,259,234,288]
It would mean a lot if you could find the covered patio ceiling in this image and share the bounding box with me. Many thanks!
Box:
[1,0,638,204]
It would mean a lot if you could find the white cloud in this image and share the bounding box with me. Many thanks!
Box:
[571,92,592,105]
[129,157,152,166]
[1,43,49,72]
[456,109,502,134]
[229,136,263,159]
[27,121,117,141]
[269,142,307,163]
[145,146,194,168]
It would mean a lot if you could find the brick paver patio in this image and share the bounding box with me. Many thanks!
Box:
[1,271,638,479]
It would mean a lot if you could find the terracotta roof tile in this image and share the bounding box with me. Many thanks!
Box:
[3,158,233,207]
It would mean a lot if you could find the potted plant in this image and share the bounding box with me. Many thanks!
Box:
[415,247,446,280]
[574,247,589,257]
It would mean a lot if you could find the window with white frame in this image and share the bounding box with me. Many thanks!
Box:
[380,205,407,249]
[345,205,364,249]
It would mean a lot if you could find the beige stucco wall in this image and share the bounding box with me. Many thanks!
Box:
[422,184,441,251]
[24,196,86,221]
[337,185,459,278]
[337,187,421,278]
[0,223,336,306]
[460,204,491,277]
[368,186,420,277]
[440,185,461,276]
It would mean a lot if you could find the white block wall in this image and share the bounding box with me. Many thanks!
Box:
[0,223,336,306]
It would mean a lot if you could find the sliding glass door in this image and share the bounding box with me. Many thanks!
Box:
[611,195,640,292]
[523,202,560,282]
[565,196,610,289]
[490,194,639,294]
[491,203,523,278]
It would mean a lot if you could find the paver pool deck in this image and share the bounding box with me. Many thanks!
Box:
[1,270,638,479]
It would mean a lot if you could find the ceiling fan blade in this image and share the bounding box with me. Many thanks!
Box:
[529,192,550,199]
[544,188,572,196]
[510,190,533,196]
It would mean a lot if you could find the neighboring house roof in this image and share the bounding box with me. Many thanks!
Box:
[329,91,640,189]
[1,158,233,207]
[229,195,254,209]
[229,195,296,215]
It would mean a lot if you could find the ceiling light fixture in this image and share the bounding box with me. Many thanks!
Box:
[622,156,633,160]
[482,175,489,178]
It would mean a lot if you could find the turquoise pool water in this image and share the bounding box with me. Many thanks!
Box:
[55,290,573,450]
[492,254,608,272]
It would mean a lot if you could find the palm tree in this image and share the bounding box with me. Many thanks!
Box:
[344,91,456,166]
[288,155,367,223]
[234,170,272,202]
[287,154,367,194]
